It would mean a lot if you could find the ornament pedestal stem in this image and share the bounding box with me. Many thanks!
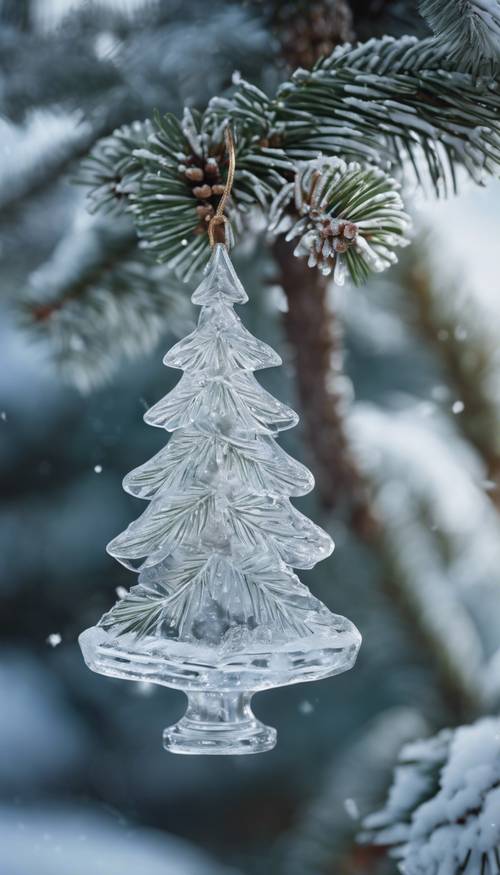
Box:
[163,691,277,755]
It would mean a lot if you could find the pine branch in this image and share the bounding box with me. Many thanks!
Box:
[215,35,500,195]
[76,33,500,274]
[0,109,95,219]
[402,239,500,506]
[361,718,500,875]
[123,34,500,276]
[76,120,152,215]
[352,405,500,718]
[419,0,500,73]
[269,156,410,285]
[275,35,500,193]
[129,106,291,275]
[23,213,191,391]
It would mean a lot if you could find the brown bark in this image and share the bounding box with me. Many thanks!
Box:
[272,237,375,537]
[271,245,479,722]
[274,0,354,69]
[269,0,481,723]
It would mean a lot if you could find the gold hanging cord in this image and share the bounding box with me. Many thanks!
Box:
[208,127,236,248]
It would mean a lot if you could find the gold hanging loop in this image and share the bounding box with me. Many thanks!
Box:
[208,127,236,249]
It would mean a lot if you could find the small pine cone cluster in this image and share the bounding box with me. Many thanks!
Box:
[269,157,410,285]
[308,214,359,274]
[178,154,226,234]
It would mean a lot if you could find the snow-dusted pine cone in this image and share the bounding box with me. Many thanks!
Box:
[360,717,500,875]
[269,157,410,285]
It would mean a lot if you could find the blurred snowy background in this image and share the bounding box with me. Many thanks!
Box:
[1,1,500,873]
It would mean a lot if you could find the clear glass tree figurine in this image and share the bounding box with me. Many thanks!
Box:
[79,243,361,755]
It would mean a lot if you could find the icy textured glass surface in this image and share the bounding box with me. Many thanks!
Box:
[79,244,361,755]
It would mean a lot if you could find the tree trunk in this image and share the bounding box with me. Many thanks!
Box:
[272,237,374,537]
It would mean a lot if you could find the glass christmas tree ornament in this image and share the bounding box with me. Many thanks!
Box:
[80,118,361,754]
[79,241,361,754]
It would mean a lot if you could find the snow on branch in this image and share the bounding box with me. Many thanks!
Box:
[401,235,500,501]
[0,109,93,214]
[129,107,290,275]
[420,0,500,72]
[276,35,500,193]
[269,156,410,285]
[351,404,500,710]
[76,120,152,215]
[361,716,500,875]
[78,34,500,282]
[24,211,191,391]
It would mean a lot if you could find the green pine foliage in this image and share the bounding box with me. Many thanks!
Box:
[420,0,500,72]
[77,31,500,289]
[15,0,500,383]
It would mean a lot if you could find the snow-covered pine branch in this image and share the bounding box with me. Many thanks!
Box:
[275,34,500,193]
[0,109,94,214]
[351,405,500,712]
[128,107,291,276]
[420,0,500,72]
[269,156,410,285]
[117,32,500,280]
[76,28,500,284]
[76,121,152,216]
[400,234,500,499]
[24,211,191,391]
[361,716,500,875]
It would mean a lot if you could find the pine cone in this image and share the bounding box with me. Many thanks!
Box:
[178,149,227,234]
[264,0,354,70]
[269,157,410,285]
[310,214,359,274]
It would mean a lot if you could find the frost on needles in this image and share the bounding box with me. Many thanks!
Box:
[79,244,361,754]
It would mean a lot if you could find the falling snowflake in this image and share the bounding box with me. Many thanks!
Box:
[46,633,62,648]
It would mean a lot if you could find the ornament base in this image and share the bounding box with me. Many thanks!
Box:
[79,617,361,755]
[163,691,276,755]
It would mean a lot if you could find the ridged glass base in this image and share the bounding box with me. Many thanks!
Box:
[79,617,361,755]
[163,691,276,754]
